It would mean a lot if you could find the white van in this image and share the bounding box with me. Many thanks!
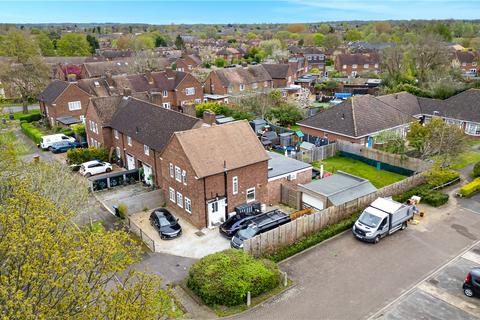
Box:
[39,134,76,150]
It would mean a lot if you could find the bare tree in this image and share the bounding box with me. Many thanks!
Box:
[380,46,405,79]
[409,34,450,83]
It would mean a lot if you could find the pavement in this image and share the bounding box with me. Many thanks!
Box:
[232,193,480,320]
[1,104,39,114]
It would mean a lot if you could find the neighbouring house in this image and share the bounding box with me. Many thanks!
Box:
[335,53,380,77]
[266,151,312,205]
[298,171,377,210]
[216,47,243,62]
[302,47,326,74]
[159,120,269,229]
[288,56,309,78]
[203,65,273,96]
[262,63,297,88]
[38,80,91,127]
[108,97,203,186]
[174,54,202,72]
[80,60,131,79]
[452,51,478,75]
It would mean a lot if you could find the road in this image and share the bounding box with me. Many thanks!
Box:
[234,198,480,320]
[1,104,39,114]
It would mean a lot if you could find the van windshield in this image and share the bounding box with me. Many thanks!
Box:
[358,211,382,228]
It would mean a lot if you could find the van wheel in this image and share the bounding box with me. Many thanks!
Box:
[48,146,53,151]
[464,288,474,297]
[401,222,407,230]
[374,236,380,244]
[106,168,112,173]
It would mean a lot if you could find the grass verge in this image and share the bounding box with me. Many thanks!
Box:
[313,156,406,188]
[266,212,360,263]
[449,151,480,170]
[0,131,31,156]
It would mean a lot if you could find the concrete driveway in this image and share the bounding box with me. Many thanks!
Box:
[95,184,164,214]
[129,210,230,259]
[233,200,480,320]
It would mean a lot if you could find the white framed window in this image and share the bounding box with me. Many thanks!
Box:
[185,87,195,95]
[114,129,119,139]
[162,90,168,97]
[185,197,192,213]
[342,64,347,69]
[80,115,85,124]
[232,176,238,195]
[68,101,81,111]
[94,122,98,134]
[239,84,245,91]
[169,163,174,178]
[175,166,181,182]
[116,146,121,158]
[264,81,268,87]
[246,187,255,202]
[352,64,358,69]
[188,64,192,70]
[127,136,132,146]
[169,187,175,202]
[465,122,480,136]
[363,64,369,68]
[252,82,258,89]
[182,170,187,185]
[176,192,183,208]
[374,63,379,68]
[194,98,201,103]
[211,201,218,213]
[88,120,93,131]
[162,102,171,109]
[144,144,150,156]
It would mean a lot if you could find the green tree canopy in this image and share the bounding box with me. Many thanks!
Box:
[57,33,91,56]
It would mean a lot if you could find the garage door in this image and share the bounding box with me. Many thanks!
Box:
[302,193,324,210]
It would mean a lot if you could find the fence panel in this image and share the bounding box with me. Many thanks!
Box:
[125,216,155,252]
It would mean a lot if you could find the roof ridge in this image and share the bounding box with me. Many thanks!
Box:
[351,97,357,136]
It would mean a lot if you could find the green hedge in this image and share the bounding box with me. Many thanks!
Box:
[459,178,480,197]
[473,162,480,178]
[66,147,108,165]
[393,184,449,207]
[187,249,281,307]
[20,122,44,144]
[266,213,360,263]
[424,169,460,188]
[18,113,41,123]
[54,127,74,137]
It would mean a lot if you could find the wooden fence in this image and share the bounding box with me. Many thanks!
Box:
[290,143,338,163]
[280,184,301,209]
[244,173,426,257]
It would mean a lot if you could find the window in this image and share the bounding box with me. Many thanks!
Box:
[185,87,195,95]
[127,136,132,146]
[227,86,233,93]
[94,122,98,134]
[352,64,358,69]
[211,201,218,213]
[465,122,480,136]
[169,163,174,178]
[239,84,245,91]
[68,101,81,111]
[169,187,175,202]
[342,64,347,69]
[246,187,255,203]
[185,197,192,213]
[162,102,171,109]
[162,90,168,97]
[116,147,121,158]
[175,166,181,182]
[264,81,268,87]
[252,82,258,89]
[194,99,201,104]
[188,64,192,70]
[114,129,119,139]
[364,64,369,68]
[307,56,312,60]
[80,115,85,124]
[374,63,379,68]
[176,192,183,208]
[232,176,238,195]
[144,144,150,156]
[182,170,187,185]
[462,62,467,67]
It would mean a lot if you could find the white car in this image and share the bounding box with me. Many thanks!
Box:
[79,160,112,177]
[39,134,76,150]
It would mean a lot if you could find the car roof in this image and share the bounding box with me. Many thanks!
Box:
[152,208,171,216]
[471,268,480,277]
[82,160,103,165]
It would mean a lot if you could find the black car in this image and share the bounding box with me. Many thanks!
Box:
[463,267,480,298]
[219,214,257,238]
[149,209,182,240]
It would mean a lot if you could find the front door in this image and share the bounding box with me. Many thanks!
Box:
[207,198,226,229]
[126,154,135,170]
[143,164,153,186]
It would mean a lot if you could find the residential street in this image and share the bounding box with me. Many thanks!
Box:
[234,196,480,320]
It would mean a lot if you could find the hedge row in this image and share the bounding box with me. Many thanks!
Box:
[20,122,44,144]
[187,249,281,307]
[473,162,480,178]
[66,147,108,165]
[266,213,360,263]
[393,184,449,207]
[459,178,480,198]
[18,113,41,123]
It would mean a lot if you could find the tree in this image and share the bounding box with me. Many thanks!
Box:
[128,50,166,73]
[266,103,304,127]
[175,35,185,50]
[407,117,467,165]
[345,29,363,41]
[322,34,341,50]
[57,33,91,56]
[86,34,99,54]
[380,46,405,80]
[313,33,325,46]
[374,131,406,155]
[114,35,132,50]
[287,23,307,34]
[409,34,450,83]
[36,32,55,56]
[214,57,227,67]
[155,34,168,47]
[0,31,40,63]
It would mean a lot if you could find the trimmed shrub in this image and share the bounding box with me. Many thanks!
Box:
[424,168,460,188]
[117,203,128,219]
[18,112,41,123]
[20,122,44,144]
[459,178,480,198]
[393,184,448,207]
[66,147,108,165]
[473,162,480,178]
[187,249,281,306]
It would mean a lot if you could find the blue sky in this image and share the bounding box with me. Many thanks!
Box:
[1,1,480,24]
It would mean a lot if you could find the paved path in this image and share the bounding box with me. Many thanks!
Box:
[234,199,480,320]
[1,104,39,114]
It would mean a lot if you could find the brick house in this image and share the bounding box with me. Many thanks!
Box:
[453,51,478,75]
[335,53,380,77]
[159,120,269,229]
[303,47,326,74]
[108,97,202,186]
[216,47,243,62]
[203,65,272,96]
[38,80,91,127]
[175,54,202,72]
[262,64,297,88]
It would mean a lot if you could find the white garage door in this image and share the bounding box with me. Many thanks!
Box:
[302,193,324,210]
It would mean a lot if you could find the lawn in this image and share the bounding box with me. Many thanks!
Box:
[0,131,31,156]
[314,156,406,188]
[449,151,480,170]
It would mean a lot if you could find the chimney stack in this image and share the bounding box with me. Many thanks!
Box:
[203,109,216,126]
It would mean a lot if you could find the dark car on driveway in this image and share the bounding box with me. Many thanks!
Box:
[219,214,257,238]
[50,140,87,153]
[463,267,480,298]
[149,208,182,240]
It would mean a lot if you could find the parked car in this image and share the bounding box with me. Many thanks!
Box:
[463,268,480,298]
[50,141,86,153]
[149,208,182,240]
[220,214,257,238]
[79,160,112,177]
[231,209,290,249]
[39,134,75,150]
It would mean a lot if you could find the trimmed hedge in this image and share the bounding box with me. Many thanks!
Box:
[66,147,108,165]
[473,162,480,178]
[459,178,480,198]
[18,113,41,123]
[424,169,460,188]
[20,122,44,144]
[187,249,281,307]
[393,184,449,207]
[266,213,360,262]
